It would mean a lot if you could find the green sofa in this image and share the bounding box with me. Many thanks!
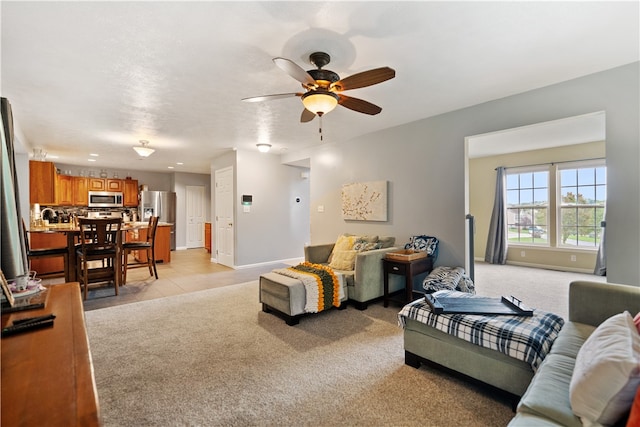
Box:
[304,237,403,309]
[509,280,640,426]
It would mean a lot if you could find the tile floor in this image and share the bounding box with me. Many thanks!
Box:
[44,248,291,311]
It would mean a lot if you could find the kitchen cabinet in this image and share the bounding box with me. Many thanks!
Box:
[56,175,73,205]
[88,178,105,191]
[29,161,56,204]
[106,179,123,192]
[29,232,67,277]
[136,225,171,263]
[123,179,139,207]
[73,177,89,206]
[204,222,211,253]
[88,178,123,192]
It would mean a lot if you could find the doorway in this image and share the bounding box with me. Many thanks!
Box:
[186,185,205,249]
[464,111,606,274]
[214,167,234,267]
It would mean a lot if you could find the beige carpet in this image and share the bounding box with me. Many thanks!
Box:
[86,280,516,426]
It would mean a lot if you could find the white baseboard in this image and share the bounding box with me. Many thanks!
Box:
[233,257,304,270]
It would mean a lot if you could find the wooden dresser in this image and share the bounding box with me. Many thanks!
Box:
[1,283,100,426]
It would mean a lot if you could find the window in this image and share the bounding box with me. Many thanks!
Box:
[503,161,606,250]
[558,165,606,248]
[506,169,549,245]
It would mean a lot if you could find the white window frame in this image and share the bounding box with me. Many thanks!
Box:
[556,160,606,250]
[505,165,550,246]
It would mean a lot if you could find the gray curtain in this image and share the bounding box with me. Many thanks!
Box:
[1,97,29,281]
[594,218,606,276]
[485,167,508,264]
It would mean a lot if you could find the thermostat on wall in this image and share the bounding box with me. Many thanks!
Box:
[242,195,252,205]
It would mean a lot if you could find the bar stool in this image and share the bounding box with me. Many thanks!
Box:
[76,217,122,300]
[22,219,70,282]
[121,216,159,284]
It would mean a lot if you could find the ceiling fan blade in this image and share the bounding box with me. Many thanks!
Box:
[241,93,302,103]
[300,108,315,123]
[331,67,395,92]
[273,57,317,87]
[338,94,382,115]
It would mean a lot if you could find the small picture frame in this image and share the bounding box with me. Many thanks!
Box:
[1,270,15,308]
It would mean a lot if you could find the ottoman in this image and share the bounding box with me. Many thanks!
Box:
[259,272,347,325]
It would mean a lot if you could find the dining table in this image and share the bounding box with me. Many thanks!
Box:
[29,221,151,284]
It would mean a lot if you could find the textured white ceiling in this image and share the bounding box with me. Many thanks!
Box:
[2,1,638,174]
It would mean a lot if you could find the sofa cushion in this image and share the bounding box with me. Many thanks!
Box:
[569,311,640,427]
[548,321,595,359]
[517,353,583,427]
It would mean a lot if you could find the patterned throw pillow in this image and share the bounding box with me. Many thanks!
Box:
[353,240,382,252]
[423,266,475,294]
[404,235,439,259]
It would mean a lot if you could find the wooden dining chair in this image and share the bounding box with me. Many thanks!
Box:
[76,217,122,300]
[22,218,70,282]
[121,216,159,284]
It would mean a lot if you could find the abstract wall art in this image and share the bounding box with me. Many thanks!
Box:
[341,180,388,221]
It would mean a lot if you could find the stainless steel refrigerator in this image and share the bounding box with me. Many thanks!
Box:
[139,191,177,250]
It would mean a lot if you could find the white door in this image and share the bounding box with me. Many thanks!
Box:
[215,167,234,267]
[186,185,205,249]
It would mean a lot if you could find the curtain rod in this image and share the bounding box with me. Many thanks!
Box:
[495,157,605,171]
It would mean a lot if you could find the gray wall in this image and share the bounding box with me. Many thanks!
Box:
[289,62,638,286]
[210,150,310,267]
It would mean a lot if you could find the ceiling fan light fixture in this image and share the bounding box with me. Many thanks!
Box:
[133,140,155,157]
[256,143,271,153]
[301,91,339,116]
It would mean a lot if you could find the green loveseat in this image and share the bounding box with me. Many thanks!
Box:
[509,280,640,426]
[304,237,402,309]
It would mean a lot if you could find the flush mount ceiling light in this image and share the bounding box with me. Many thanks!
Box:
[256,143,272,153]
[133,140,155,157]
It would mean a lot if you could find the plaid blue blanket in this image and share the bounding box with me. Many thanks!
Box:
[398,290,565,371]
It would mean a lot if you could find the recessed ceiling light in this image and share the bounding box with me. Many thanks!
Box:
[90,153,99,157]
[88,159,96,162]
[176,162,183,165]
[167,166,174,169]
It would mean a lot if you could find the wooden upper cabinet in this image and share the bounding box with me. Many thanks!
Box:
[106,179,123,192]
[29,161,56,205]
[88,178,105,191]
[123,179,138,207]
[73,177,89,206]
[55,175,73,205]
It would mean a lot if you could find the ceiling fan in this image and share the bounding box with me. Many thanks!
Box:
[242,52,395,123]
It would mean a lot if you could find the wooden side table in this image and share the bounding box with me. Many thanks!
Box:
[383,256,433,307]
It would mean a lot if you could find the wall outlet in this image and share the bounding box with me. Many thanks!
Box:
[520,250,526,257]
[317,205,324,213]
[570,255,577,262]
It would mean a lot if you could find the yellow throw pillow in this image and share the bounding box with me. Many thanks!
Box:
[328,234,356,264]
[329,250,357,271]
[333,234,356,251]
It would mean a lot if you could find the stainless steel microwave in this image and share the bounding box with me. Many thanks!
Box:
[88,191,124,208]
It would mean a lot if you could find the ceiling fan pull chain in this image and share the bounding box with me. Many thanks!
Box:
[319,115,323,141]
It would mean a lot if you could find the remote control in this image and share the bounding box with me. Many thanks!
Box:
[1,319,54,337]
